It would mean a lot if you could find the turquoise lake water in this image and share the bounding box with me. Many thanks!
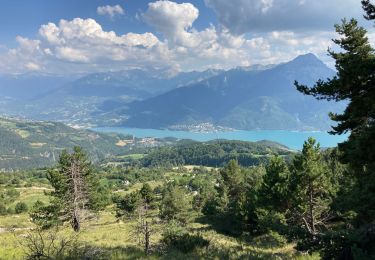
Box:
[93,127,349,150]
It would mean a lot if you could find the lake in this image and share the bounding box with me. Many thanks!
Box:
[93,127,349,150]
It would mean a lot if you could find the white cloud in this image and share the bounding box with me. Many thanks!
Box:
[0,18,170,74]
[55,47,89,63]
[143,0,199,47]
[204,0,364,34]
[141,1,335,71]
[97,5,124,19]
[25,62,42,71]
[0,1,365,75]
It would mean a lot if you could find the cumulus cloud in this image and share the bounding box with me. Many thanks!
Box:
[0,18,169,74]
[0,0,368,75]
[97,5,124,19]
[140,0,335,71]
[143,1,199,47]
[204,0,364,34]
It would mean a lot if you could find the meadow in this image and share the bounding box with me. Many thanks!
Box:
[0,172,319,260]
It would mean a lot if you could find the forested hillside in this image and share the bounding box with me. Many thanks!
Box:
[141,140,293,167]
[0,118,131,170]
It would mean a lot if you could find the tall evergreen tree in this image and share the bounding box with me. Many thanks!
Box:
[295,16,375,223]
[290,138,335,235]
[261,156,291,212]
[46,147,104,232]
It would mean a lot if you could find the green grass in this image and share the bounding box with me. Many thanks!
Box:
[0,185,319,260]
[9,187,50,208]
[0,212,304,260]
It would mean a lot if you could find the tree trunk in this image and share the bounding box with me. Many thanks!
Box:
[72,210,80,232]
[145,221,150,255]
[308,182,315,234]
[71,161,82,232]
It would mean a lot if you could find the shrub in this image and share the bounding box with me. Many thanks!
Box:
[255,208,287,234]
[29,200,60,229]
[252,231,287,248]
[11,178,21,185]
[15,202,28,214]
[161,222,209,253]
[7,207,15,215]
[0,203,7,215]
[115,191,140,218]
[5,188,20,202]
[21,228,79,259]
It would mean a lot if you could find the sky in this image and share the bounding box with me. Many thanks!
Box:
[0,0,373,75]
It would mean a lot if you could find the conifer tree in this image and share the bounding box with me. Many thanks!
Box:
[291,138,335,234]
[261,155,291,212]
[140,183,154,205]
[46,146,104,232]
[295,14,375,223]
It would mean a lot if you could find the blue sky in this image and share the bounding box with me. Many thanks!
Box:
[0,0,372,75]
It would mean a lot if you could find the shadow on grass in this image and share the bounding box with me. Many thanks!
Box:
[66,244,293,260]
[195,214,244,237]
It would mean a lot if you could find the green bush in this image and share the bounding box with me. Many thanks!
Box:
[24,182,33,187]
[15,202,28,214]
[161,222,209,253]
[0,203,7,215]
[252,231,287,248]
[115,191,140,218]
[255,208,287,234]
[7,207,15,214]
[29,200,60,229]
[11,178,21,186]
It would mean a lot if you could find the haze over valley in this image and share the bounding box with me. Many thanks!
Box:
[0,54,344,132]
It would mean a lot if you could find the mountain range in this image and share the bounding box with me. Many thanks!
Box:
[103,54,343,130]
[0,53,342,131]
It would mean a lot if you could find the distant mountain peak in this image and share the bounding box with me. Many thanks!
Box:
[290,53,325,66]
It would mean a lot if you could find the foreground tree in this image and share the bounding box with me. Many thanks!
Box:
[295,16,375,224]
[43,147,106,232]
[295,3,375,256]
[290,138,336,235]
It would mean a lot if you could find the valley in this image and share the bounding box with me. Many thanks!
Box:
[0,54,344,131]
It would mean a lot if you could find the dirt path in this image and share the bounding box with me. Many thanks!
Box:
[0,227,31,234]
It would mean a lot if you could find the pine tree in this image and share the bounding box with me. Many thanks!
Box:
[294,4,375,256]
[46,147,103,232]
[362,0,375,20]
[291,138,335,235]
[261,156,291,212]
[140,183,154,205]
[159,184,190,223]
[295,16,375,223]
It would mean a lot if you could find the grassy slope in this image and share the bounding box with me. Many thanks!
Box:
[0,184,319,260]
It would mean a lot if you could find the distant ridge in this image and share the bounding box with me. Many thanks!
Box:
[103,53,343,131]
